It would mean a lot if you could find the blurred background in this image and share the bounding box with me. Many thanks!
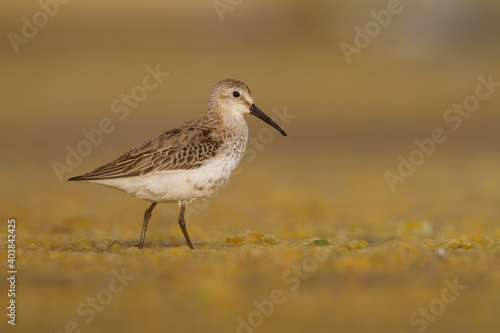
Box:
[1,0,500,332]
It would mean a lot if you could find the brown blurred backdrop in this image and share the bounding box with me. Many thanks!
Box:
[2,0,499,233]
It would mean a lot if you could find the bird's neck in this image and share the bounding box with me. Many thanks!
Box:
[208,106,248,138]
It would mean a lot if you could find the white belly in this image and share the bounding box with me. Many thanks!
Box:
[86,152,242,203]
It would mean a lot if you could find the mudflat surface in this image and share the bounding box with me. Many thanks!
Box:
[2,146,500,333]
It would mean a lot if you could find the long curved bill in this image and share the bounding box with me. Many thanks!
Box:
[249,104,287,136]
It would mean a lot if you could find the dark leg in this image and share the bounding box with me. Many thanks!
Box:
[178,203,194,249]
[136,202,157,249]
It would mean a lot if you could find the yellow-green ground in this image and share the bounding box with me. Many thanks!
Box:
[2,147,500,333]
[5,236,500,333]
[2,1,500,332]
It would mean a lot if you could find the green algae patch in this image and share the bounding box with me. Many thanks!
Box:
[308,239,333,246]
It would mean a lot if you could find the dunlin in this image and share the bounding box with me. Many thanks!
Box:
[69,78,287,249]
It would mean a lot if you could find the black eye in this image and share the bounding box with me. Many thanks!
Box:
[233,91,240,98]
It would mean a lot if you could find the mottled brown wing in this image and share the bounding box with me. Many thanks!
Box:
[69,118,222,180]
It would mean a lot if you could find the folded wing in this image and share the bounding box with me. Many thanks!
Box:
[69,119,221,181]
